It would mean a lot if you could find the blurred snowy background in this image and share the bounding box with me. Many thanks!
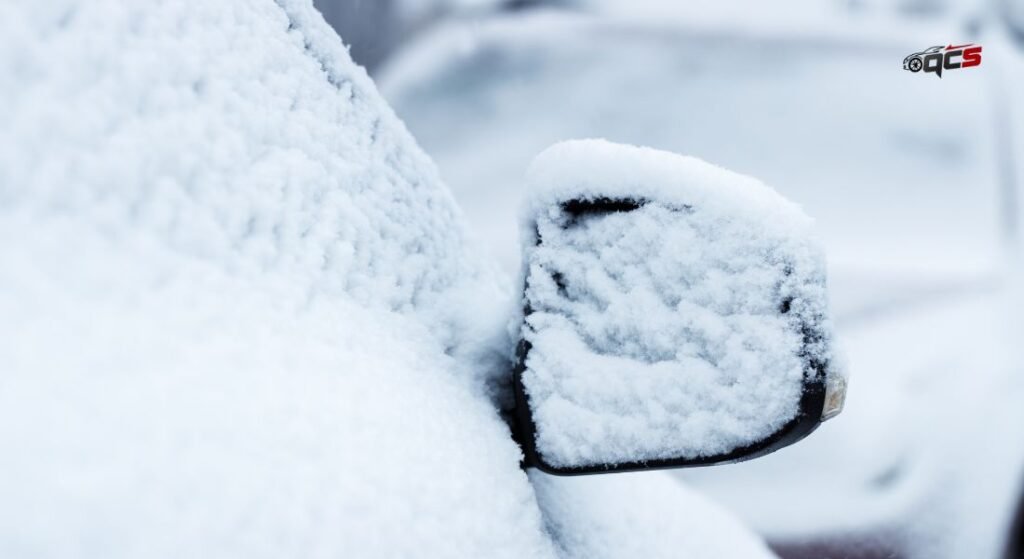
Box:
[316,0,1024,557]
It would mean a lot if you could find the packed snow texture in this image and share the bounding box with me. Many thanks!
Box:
[0,2,779,558]
[520,140,837,468]
[0,1,549,557]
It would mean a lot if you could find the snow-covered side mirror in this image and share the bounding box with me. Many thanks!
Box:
[512,140,846,475]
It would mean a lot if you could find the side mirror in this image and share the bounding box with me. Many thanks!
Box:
[512,140,846,475]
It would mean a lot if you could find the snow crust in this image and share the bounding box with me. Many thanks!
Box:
[520,140,837,468]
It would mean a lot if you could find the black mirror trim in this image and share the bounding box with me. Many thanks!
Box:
[1006,487,1024,559]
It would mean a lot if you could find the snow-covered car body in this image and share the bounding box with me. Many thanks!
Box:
[379,10,1024,558]
[0,1,785,557]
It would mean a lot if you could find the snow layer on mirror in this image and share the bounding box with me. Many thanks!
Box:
[520,139,839,468]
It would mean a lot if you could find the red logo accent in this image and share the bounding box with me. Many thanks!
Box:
[962,45,982,68]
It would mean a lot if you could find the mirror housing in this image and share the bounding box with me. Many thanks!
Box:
[512,140,845,475]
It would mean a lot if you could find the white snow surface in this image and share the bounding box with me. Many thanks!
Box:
[0,2,776,558]
[530,470,777,559]
[0,1,542,557]
[520,140,836,467]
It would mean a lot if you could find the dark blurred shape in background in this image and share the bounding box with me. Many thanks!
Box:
[313,0,566,71]
[313,0,401,71]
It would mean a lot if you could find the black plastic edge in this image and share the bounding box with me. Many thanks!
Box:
[1006,486,1024,559]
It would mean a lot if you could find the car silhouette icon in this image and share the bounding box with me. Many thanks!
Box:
[903,45,943,71]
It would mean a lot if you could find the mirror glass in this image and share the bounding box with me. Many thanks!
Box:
[516,141,839,472]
